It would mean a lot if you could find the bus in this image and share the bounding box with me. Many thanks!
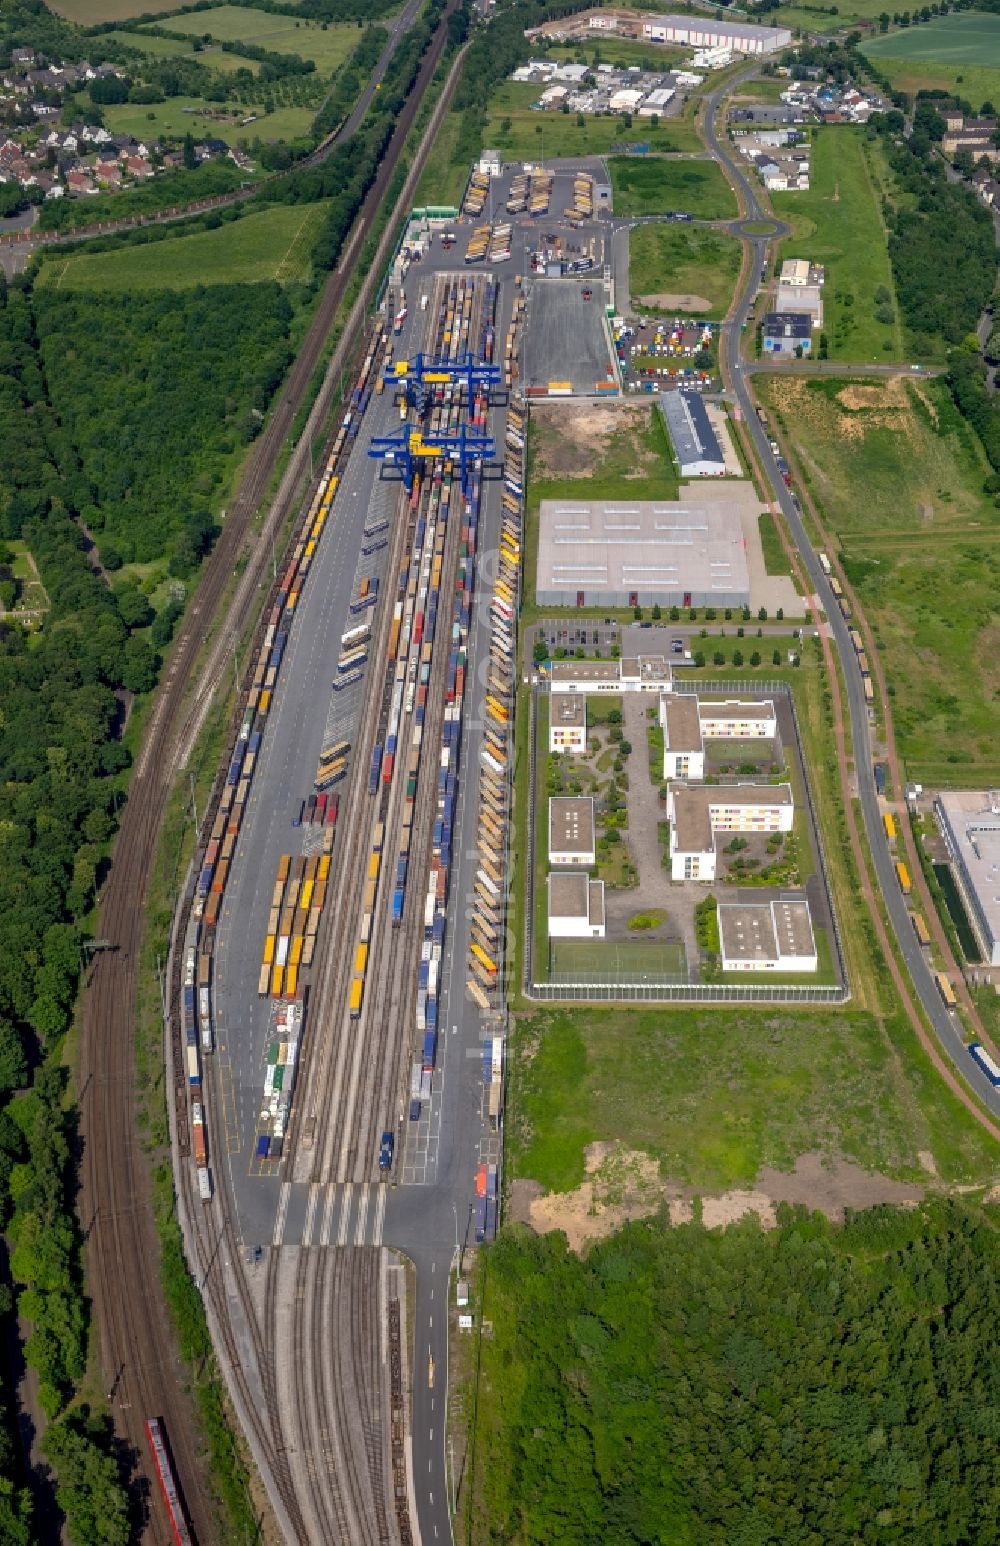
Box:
[968,1042,1000,1087]
[910,912,931,948]
[895,861,911,895]
[934,972,958,1011]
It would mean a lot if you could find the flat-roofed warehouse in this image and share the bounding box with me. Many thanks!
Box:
[660,391,727,477]
[934,790,1000,965]
[648,15,792,52]
[549,796,596,866]
[537,486,753,608]
[719,898,817,972]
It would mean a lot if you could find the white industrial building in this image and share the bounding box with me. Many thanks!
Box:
[639,87,675,117]
[642,15,791,53]
[934,790,1000,965]
[549,796,596,867]
[536,486,756,609]
[549,655,673,696]
[549,693,587,754]
[660,696,777,781]
[608,88,645,113]
[547,872,607,938]
[667,782,794,882]
[659,391,727,477]
[719,898,817,971]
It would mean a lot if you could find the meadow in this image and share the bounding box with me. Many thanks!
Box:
[103,30,262,74]
[757,373,1000,787]
[485,82,704,161]
[48,0,177,19]
[629,223,741,313]
[610,154,738,218]
[508,1000,1000,1193]
[771,127,905,362]
[140,8,358,72]
[102,97,314,144]
[36,202,327,291]
[861,15,1000,111]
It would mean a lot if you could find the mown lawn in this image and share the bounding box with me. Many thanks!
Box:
[610,154,737,218]
[771,127,905,363]
[629,224,741,314]
[36,202,327,291]
[757,373,1000,786]
[141,7,358,71]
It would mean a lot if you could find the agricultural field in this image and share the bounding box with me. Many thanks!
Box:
[862,12,1000,110]
[48,0,178,19]
[36,203,327,291]
[771,127,905,362]
[102,97,314,144]
[610,154,737,218]
[485,82,704,161]
[141,8,359,72]
[757,374,1000,787]
[628,223,741,314]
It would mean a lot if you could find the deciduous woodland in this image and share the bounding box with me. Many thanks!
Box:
[475,1201,1000,1545]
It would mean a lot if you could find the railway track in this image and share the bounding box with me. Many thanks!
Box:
[76,7,458,1540]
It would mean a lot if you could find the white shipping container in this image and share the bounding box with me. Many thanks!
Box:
[264,1064,275,1098]
[428,959,439,998]
[424,892,436,928]
[197,1167,213,1201]
[276,936,290,967]
[420,1069,433,1101]
[186,1045,200,1080]
[416,989,427,1031]
[411,1062,423,1099]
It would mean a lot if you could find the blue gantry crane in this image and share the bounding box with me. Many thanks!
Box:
[367,424,496,493]
[384,351,501,407]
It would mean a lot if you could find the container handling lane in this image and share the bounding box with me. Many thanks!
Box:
[701,70,1000,1117]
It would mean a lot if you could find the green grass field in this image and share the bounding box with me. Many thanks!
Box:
[550,939,688,982]
[140,8,358,71]
[862,14,1000,110]
[610,155,737,218]
[36,202,326,291]
[771,128,904,363]
[508,1002,1000,1193]
[102,97,314,144]
[486,82,704,161]
[629,224,741,314]
[49,0,176,19]
[546,37,691,71]
[104,29,262,73]
[757,374,1000,786]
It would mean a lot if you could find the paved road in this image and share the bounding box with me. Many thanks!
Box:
[701,69,1000,1115]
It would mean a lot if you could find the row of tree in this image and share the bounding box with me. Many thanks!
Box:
[476,1199,1000,1544]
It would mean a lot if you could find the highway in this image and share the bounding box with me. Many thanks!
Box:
[701,69,1000,1116]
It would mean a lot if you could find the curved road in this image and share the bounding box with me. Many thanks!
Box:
[701,69,1000,1116]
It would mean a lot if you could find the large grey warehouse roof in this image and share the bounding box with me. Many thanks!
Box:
[660,391,725,473]
[537,486,755,605]
[935,790,1000,964]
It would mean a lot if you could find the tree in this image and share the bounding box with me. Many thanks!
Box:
[772,649,782,665]
[732,648,744,666]
[651,603,661,619]
[750,650,761,666]
[183,131,197,171]
[43,1409,129,1546]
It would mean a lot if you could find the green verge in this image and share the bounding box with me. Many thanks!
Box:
[487,81,704,160]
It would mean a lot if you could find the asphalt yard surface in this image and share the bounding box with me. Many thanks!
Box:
[522,276,616,394]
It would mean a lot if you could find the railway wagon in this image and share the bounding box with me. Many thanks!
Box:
[145,1419,195,1546]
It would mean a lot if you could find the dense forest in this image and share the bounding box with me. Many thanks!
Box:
[876,102,997,351]
[476,1199,1000,1545]
[33,286,295,564]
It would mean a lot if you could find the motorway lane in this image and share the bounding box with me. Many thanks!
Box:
[701,71,1000,1115]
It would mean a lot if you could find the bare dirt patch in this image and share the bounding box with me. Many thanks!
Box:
[523,1148,928,1253]
[531,401,658,482]
[755,1152,924,1219]
[635,291,713,311]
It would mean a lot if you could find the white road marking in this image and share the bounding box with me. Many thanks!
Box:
[336,1182,353,1247]
[302,1180,320,1246]
[272,1181,291,1247]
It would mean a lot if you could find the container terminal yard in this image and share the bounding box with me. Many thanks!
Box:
[160,172,584,1542]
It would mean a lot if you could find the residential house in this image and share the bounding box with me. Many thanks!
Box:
[125,155,154,179]
[66,168,97,195]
